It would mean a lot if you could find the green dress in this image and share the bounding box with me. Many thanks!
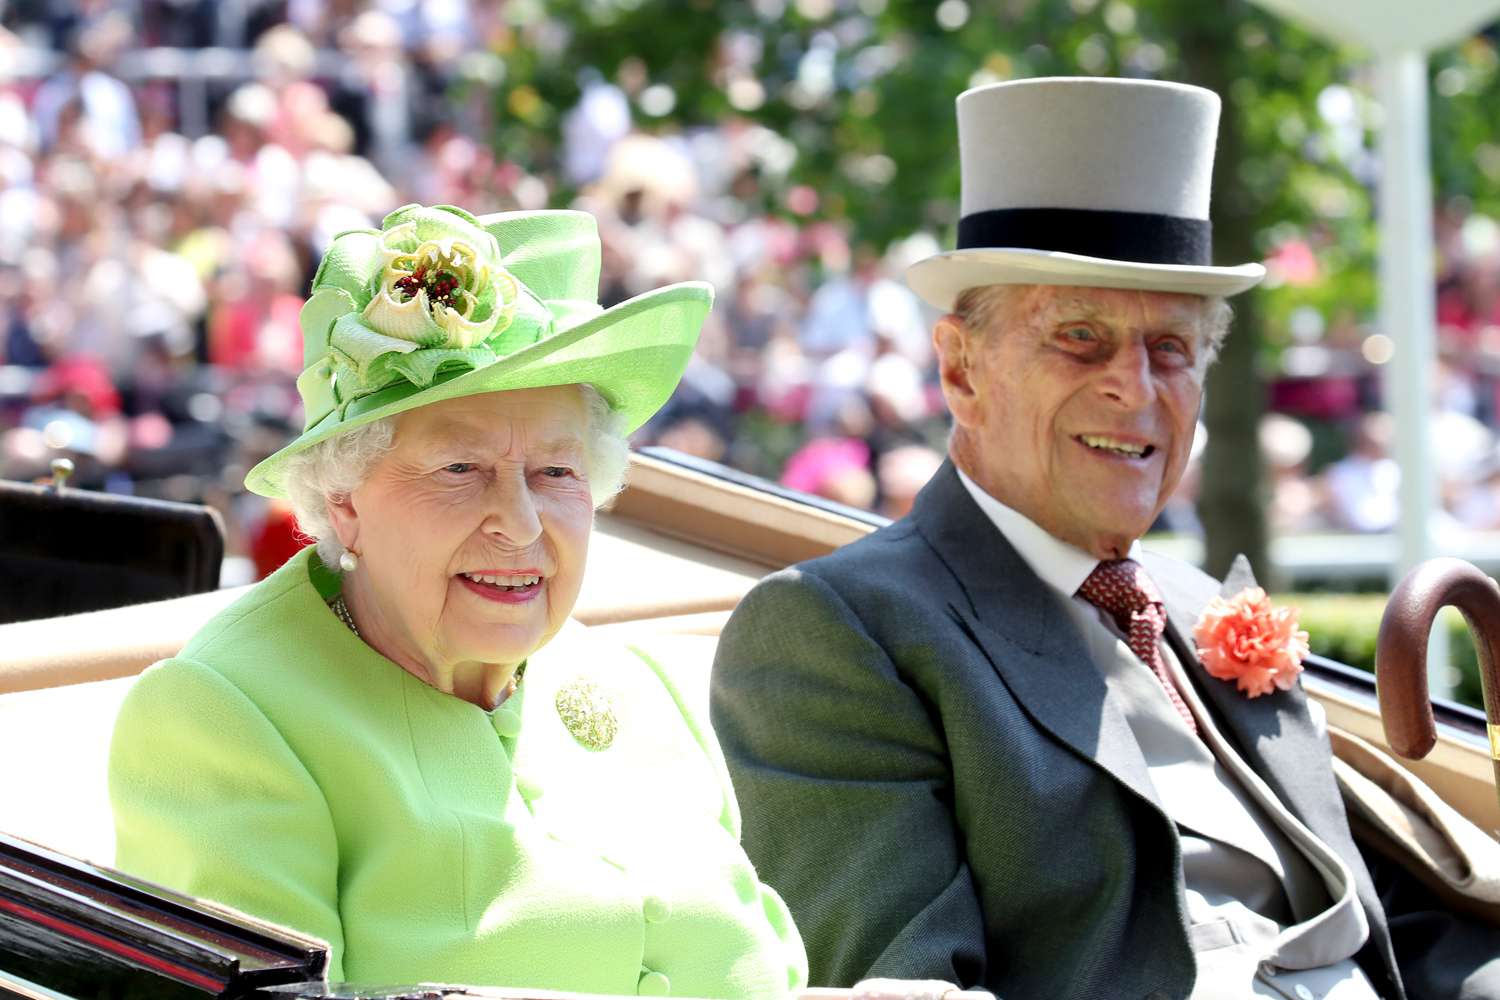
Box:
[109,548,806,997]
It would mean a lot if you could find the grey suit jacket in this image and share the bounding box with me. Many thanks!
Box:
[711,462,1427,1000]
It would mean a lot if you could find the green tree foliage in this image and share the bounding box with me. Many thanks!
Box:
[494,1,1370,253]
[1430,37,1500,220]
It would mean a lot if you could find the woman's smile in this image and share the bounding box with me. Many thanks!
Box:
[455,570,545,604]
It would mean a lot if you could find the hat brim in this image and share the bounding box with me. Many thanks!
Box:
[245,281,712,499]
[906,247,1265,311]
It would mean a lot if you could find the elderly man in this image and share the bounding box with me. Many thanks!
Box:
[712,78,1500,1000]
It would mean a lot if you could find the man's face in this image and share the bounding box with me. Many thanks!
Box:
[937,285,1213,560]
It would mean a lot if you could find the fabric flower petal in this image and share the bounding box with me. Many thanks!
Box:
[329,312,417,382]
[362,286,448,345]
[299,287,358,370]
[381,345,498,388]
[379,203,501,262]
[431,300,500,348]
[311,229,385,302]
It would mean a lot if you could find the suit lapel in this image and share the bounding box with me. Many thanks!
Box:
[1144,549,1402,993]
[913,463,1163,812]
[910,468,1341,843]
[1142,551,1360,853]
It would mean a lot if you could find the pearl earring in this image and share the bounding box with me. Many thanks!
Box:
[339,549,359,573]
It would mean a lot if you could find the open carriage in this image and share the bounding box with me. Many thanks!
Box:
[1,451,1496,998]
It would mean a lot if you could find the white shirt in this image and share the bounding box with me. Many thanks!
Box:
[954,466,1140,610]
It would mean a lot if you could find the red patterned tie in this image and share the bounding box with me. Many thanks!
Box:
[1078,559,1199,734]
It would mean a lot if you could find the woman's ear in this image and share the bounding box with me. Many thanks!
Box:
[326,491,361,554]
[934,315,983,429]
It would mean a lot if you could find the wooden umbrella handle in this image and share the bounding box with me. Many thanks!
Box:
[1376,558,1500,800]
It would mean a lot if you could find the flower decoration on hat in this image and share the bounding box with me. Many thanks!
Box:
[363,222,517,349]
[245,204,714,501]
[1193,586,1309,698]
[296,203,547,428]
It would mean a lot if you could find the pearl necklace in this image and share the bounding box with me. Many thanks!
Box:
[330,594,360,639]
[328,594,526,703]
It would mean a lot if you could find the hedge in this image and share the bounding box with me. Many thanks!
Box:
[1281,593,1487,710]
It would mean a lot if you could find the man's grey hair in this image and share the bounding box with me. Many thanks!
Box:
[952,284,1234,369]
[283,383,630,568]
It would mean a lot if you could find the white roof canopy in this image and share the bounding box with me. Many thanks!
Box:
[1250,0,1500,54]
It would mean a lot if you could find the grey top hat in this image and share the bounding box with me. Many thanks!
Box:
[906,77,1265,311]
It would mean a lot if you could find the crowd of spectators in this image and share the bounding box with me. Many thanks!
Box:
[5,3,1500,585]
[1248,205,1500,544]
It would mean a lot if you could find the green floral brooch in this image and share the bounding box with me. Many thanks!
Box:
[554,677,618,751]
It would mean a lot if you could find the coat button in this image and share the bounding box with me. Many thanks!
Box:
[1294,987,1314,1000]
[492,707,522,738]
[515,773,543,800]
[643,896,671,923]
[638,970,670,996]
[730,866,758,904]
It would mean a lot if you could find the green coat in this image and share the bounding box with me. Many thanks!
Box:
[110,548,806,997]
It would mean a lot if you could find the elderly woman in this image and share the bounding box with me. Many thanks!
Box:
[108,205,805,997]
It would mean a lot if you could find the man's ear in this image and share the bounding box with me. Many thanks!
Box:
[934,315,982,428]
[326,491,361,554]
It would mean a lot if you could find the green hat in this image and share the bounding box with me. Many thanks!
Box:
[245,204,712,499]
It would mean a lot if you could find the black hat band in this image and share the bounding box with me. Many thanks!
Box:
[956,207,1212,266]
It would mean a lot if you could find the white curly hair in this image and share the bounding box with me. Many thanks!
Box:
[283,384,630,568]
